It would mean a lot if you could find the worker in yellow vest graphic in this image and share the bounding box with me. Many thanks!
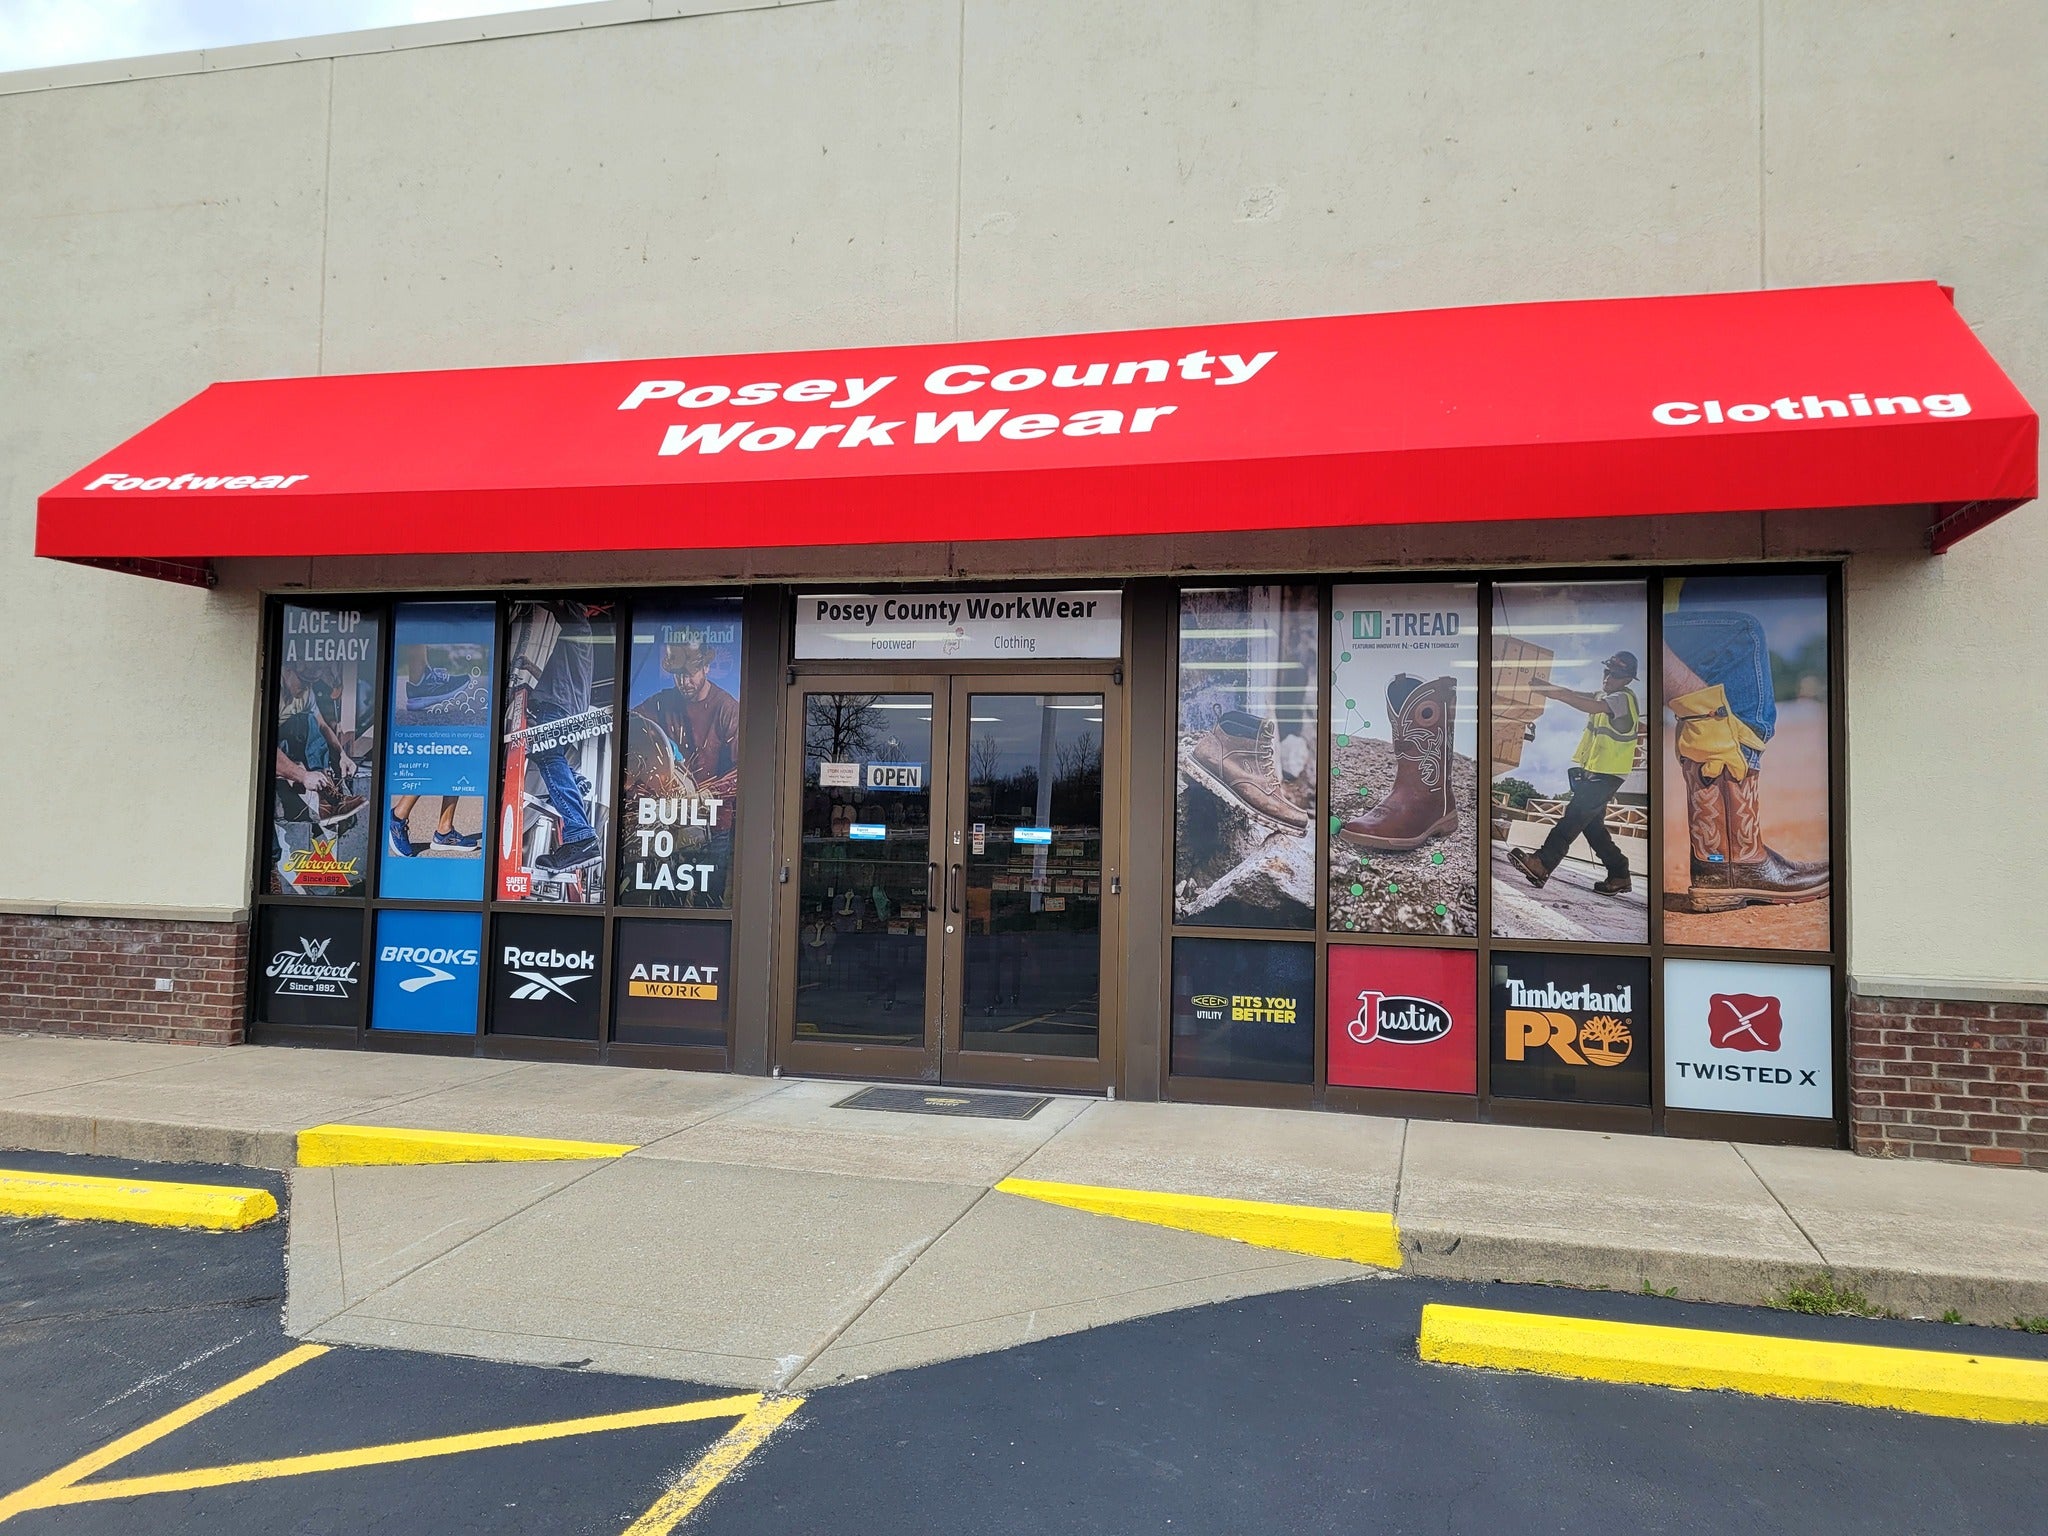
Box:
[1508,651,1639,897]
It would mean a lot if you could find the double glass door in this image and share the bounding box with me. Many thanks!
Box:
[777,673,1119,1090]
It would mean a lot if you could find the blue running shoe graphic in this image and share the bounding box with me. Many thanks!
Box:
[387,814,418,857]
[432,829,482,849]
[405,665,476,715]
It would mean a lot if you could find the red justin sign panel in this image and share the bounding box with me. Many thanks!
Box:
[1327,946,1476,1094]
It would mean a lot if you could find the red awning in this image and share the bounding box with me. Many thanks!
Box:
[37,281,2037,586]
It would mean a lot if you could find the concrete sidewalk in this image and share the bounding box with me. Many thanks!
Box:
[3,1034,2045,1389]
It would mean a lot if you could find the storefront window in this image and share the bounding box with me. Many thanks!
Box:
[1170,936,1314,1083]
[1174,585,1319,930]
[497,600,617,905]
[1328,583,1478,936]
[270,603,380,898]
[1488,951,1649,1106]
[1327,945,1477,1094]
[1489,582,1649,943]
[618,597,744,909]
[488,911,604,1040]
[1659,574,1831,950]
[1661,957,1834,1119]
[380,601,496,901]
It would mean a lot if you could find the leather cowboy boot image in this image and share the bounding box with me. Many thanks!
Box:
[1340,674,1457,850]
[1185,710,1310,834]
[1680,767,1828,909]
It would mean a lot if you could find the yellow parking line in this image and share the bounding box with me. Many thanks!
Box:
[0,1168,277,1231]
[0,1344,327,1524]
[996,1176,1403,1268]
[1419,1303,2048,1424]
[297,1124,637,1166]
[34,1395,767,1508]
[621,1396,805,1535]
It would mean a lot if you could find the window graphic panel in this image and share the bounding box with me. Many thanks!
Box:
[488,911,603,1041]
[1328,583,1478,936]
[618,599,744,909]
[370,909,482,1035]
[1660,575,1831,950]
[1490,583,1649,944]
[497,600,617,906]
[1488,951,1650,1106]
[1174,586,1319,931]
[1327,945,1477,1094]
[271,604,379,898]
[1170,937,1315,1084]
[254,905,365,1029]
[380,601,496,901]
[613,918,731,1049]
[1663,958,1833,1118]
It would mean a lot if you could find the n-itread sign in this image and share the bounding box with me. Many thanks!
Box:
[796,590,1121,660]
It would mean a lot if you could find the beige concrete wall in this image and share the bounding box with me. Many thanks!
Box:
[1,0,2041,986]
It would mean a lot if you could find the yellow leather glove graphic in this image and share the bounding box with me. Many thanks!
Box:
[1669,685,1766,779]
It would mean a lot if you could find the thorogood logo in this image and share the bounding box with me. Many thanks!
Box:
[266,937,359,998]
[1706,993,1783,1052]
[1348,992,1453,1046]
[281,839,358,888]
[381,944,478,992]
[1505,1009,1633,1067]
[502,946,595,1002]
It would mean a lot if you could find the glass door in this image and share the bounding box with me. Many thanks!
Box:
[778,679,949,1080]
[776,671,1120,1091]
[941,681,1116,1091]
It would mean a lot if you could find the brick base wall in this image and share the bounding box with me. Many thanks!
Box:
[1849,992,2048,1170]
[0,913,247,1046]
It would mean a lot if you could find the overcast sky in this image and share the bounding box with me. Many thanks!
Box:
[0,1,574,72]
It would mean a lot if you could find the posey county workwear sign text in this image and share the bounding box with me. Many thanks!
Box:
[796,590,1121,660]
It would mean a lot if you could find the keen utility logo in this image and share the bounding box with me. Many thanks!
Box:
[1348,992,1453,1046]
[1505,1009,1634,1067]
[1706,993,1783,1052]
[381,944,477,992]
[502,946,594,1002]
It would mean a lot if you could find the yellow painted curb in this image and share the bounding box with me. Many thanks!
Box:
[0,1168,277,1231]
[296,1124,636,1167]
[994,1176,1402,1268]
[1418,1303,2048,1425]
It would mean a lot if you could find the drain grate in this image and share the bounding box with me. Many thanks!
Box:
[834,1086,1052,1120]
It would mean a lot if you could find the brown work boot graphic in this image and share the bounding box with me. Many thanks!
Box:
[1184,710,1309,834]
[1339,674,1458,850]
[1676,765,1828,910]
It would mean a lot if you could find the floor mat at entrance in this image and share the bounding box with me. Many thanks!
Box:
[834,1086,1053,1120]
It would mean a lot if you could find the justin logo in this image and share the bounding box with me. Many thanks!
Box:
[1348,992,1453,1046]
[1505,1009,1633,1066]
[1707,993,1783,1052]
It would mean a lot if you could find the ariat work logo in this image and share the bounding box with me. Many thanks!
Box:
[1706,993,1783,1053]
[1348,992,1453,1046]
[625,961,720,1001]
[1505,1009,1633,1067]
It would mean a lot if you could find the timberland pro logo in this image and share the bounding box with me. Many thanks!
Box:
[1706,993,1783,1052]
[1348,992,1453,1046]
[1505,1010,1633,1066]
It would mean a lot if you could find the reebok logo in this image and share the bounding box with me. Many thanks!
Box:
[503,945,594,1002]
[1706,994,1783,1052]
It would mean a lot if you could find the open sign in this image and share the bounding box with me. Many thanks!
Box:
[866,763,923,790]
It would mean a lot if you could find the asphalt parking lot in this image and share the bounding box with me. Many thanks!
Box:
[3,1150,2045,1535]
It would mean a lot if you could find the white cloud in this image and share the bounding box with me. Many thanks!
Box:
[0,0,580,73]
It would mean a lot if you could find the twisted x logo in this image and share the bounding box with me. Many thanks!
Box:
[1707,993,1782,1052]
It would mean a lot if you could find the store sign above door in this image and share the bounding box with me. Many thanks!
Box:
[796,590,1121,660]
[36,281,2036,586]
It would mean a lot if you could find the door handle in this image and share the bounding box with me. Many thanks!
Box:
[948,863,963,914]
[927,861,939,910]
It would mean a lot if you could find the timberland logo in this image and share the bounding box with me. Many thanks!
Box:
[1348,992,1452,1046]
[1706,993,1782,1053]
[1505,1009,1633,1067]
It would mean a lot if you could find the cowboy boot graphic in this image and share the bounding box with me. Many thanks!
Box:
[1339,674,1458,850]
